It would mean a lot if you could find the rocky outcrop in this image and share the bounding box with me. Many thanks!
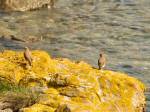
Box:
[0,0,54,11]
[0,50,146,112]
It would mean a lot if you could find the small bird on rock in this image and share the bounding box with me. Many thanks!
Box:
[98,52,106,70]
[0,47,5,54]
[24,47,32,66]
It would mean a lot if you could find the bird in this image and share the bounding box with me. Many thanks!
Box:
[24,47,32,66]
[0,47,5,54]
[98,52,106,70]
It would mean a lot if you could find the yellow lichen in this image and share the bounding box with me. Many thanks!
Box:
[21,104,55,112]
[0,50,146,112]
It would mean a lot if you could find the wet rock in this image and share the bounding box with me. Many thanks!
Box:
[0,35,26,43]
[0,35,42,44]
[10,35,26,42]
[27,36,43,43]
[121,64,133,68]
[0,0,55,11]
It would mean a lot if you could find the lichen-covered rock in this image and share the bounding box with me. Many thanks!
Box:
[19,104,55,112]
[54,104,71,112]
[0,0,54,11]
[0,92,36,112]
[0,50,146,112]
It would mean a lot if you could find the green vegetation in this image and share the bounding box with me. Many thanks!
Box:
[0,80,39,111]
[0,80,27,93]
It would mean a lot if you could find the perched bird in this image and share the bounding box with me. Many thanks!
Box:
[98,53,106,70]
[0,47,5,54]
[24,47,32,66]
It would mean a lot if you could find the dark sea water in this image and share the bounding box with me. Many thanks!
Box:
[0,0,150,111]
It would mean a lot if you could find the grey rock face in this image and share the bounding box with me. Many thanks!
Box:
[0,0,54,11]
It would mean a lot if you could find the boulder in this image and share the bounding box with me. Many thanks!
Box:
[0,50,146,112]
[0,0,54,11]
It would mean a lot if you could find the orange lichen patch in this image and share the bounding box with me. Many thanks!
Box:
[0,50,145,112]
